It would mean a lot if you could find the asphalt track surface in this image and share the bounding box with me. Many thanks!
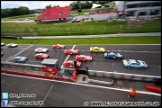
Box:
[1,44,161,76]
[22,32,161,39]
[1,74,161,107]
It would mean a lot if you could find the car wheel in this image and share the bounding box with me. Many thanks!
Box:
[127,66,130,68]
[141,67,144,69]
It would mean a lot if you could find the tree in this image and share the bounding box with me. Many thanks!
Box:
[18,6,30,15]
[46,4,52,9]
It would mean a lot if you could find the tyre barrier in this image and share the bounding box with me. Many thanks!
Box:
[1,70,74,82]
[89,79,114,86]
[145,85,161,93]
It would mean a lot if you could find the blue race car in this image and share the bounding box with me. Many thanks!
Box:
[122,59,148,69]
[12,56,28,63]
[104,52,124,59]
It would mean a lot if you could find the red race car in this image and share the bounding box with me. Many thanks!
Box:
[64,49,79,55]
[52,44,65,49]
[35,53,49,59]
[63,60,81,68]
[75,55,92,62]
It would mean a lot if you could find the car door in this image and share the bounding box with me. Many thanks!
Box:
[94,48,99,52]
[132,63,139,68]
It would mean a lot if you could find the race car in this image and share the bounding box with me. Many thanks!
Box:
[6,43,18,48]
[35,53,49,59]
[90,47,105,53]
[12,56,28,63]
[104,52,124,59]
[75,55,92,62]
[63,60,81,68]
[122,59,148,68]
[52,44,65,49]
[35,48,49,53]
[64,49,79,55]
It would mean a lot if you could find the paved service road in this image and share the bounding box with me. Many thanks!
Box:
[22,32,161,39]
[1,44,161,76]
[1,74,161,107]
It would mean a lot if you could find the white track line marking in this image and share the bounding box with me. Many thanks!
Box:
[6,45,33,62]
[1,73,161,97]
[61,45,76,68]
[39,84,54,107]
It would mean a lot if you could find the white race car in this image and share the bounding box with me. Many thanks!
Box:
[35,48,49,53]
[6,43,18,48]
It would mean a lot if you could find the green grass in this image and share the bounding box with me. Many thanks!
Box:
[1,36,161,45]
[1,21,161,36]
[70,9,91,15]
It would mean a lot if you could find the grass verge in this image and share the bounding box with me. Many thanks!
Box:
[1,20,161,36]
[1,36,161,45]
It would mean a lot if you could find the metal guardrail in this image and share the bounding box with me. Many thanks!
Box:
[89,79,114,86]
[88,70,161,82]
[1,61,161,82]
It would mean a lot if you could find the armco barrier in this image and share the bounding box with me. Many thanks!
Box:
[89,79,114,86]
[1,61,161,82]
[145,85,161,93]
[1,70,74,82]
[88,70,161,82]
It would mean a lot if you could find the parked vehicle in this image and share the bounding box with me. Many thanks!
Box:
[71,16,81,23]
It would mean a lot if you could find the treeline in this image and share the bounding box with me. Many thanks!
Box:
[1,1,112,18]
[1,6,34,18]
[70,1,112,10]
